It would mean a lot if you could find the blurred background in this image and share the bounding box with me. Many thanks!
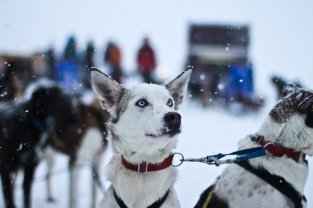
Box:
[1,1,313,93]
[1,0,313,207]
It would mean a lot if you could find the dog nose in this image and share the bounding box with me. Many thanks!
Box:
[164,112,181,125]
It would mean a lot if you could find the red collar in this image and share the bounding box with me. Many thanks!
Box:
[121,154,174,174]
[252,136,306,163]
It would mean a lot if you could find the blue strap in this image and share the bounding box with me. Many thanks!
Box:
[31,118,48,132]
[206,147,266,164]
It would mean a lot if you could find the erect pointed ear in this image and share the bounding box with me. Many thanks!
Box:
[89,68,124,110]
[165,66,192,109]
[282,83,298,97]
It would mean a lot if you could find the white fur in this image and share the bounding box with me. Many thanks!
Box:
[212,112,312,208]
[45,128,105,208]
[110,84,179,164]
[72,128,105,208]
[90,68,192,208]
[76,128,104,162]
[100,156,179,208]
[257,114,313,155]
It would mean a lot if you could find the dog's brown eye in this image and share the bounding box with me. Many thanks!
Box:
[136,99,148,107]
[167,99,173,107]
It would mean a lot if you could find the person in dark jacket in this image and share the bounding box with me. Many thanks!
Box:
[63,36,77,61]
[136,37,156,83]
[45,47,56,80]
[82,41,95,88]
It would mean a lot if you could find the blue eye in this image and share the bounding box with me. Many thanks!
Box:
[136,99,148,107]
[167,99,173,107]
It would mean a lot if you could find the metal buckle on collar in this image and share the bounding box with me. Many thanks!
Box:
[264,142,275,157]
[137,162,148,174]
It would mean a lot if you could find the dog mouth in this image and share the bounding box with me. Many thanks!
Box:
[146,134,160,138]
[145,129,181,138]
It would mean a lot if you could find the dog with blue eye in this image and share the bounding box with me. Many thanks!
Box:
[90,67,192,208]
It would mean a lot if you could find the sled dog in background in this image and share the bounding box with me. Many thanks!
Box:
[0,81,78,208]
[90,67,192,208]
[195,84,313,208]
[44,99,109,208]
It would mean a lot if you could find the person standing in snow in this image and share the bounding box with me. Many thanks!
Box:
[45,47,56,80]
[104,41,123,84]
[55,36,81,93]
[63,36,77,61]
[136,37,156,83]
[82,41,95,89]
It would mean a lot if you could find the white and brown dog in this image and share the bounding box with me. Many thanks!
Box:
[195,84,313,208]
[90,67,192,208]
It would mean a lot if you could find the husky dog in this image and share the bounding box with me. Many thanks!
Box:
[195,84,313,208]
[90,67,192,208]
[44,99,109,208]
[0,81,78,208]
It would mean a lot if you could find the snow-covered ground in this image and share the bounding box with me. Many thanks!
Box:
[1,1,313,207]
[1,94,313,208]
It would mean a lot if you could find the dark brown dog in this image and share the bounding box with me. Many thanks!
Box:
[0,82,78,208]
[45,100,109,208]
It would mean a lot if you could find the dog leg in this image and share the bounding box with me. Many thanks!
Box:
[91,150,105,208]
[91,164,98,208]
[23,163,38,208]
[69,160,79,208]
[1,168,16,208]
[44,147,56,202]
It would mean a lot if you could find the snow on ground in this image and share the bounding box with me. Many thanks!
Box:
[1,95,313,208]
[1,1,313,207]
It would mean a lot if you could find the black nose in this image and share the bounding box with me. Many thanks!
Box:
[164,112,181,126]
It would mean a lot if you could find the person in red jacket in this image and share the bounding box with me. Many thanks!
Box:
[136,37,156,83]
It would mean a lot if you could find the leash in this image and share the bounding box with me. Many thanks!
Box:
[173,146,265,167]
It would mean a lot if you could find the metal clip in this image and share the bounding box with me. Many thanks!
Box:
[206,157,220,166]
[137,162,148,175]
[182,158,204,162]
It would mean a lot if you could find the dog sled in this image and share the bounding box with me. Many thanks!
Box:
[186,24,264,114]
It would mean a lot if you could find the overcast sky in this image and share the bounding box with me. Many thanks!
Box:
[1,0,313,95]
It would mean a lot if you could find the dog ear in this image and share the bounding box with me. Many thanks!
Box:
[165,66,192,109]
[90,68,124,110]
[282,83,298,97]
